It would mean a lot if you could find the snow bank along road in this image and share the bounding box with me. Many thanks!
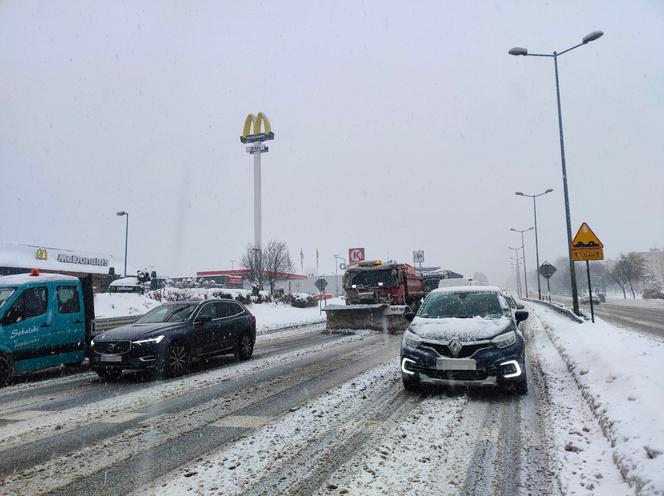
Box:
[0,311,642,495]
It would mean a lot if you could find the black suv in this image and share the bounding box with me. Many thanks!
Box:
[91,299,256,380]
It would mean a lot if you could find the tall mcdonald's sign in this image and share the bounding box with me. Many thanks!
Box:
[240,112,274,143]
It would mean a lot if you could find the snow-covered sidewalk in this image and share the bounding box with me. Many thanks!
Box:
[532,303,664,495]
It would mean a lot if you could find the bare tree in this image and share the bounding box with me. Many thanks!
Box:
[263,240,294,295]
[241,244,265,290]
[610,253,646,299]
[624,252,647,298]
[609,259,629,299]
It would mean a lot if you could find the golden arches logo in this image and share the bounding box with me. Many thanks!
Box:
[35,248,48,261]
[240,112,274,143]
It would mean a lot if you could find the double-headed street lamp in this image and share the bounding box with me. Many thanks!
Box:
[116,211,129,277]
[516,189,553,300]
[509,30,604,315]
[510,227,534,297]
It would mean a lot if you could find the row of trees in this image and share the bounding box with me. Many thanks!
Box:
[241,240,294,295]
[526,252,661,299]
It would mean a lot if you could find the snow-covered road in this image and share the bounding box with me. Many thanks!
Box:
[1,306,658,495]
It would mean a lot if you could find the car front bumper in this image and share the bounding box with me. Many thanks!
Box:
[400,339,526,388]
[90,342,162,371]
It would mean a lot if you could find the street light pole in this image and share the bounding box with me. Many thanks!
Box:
[516,189,553,300]
[510,227,534,298]
[116,211,129,277]
[509,248,522,297]
[509,30,603,315]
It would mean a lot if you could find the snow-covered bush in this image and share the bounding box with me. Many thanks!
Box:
[144,287,272,305]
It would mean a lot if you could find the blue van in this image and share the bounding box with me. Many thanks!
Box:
[0,271,94,386]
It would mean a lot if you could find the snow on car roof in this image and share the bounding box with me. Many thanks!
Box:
[430,285,502,295]
[109,276,140,287]
[0,272,79,286]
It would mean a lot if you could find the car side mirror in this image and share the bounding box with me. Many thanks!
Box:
[404,311,415,322]
[515,309,529,323]
[195,315,212,326]
[516,303,525,310]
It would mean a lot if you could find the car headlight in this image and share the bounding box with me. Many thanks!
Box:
[403,329,421,349]
[90,338,95,347]
[492,330,516,348]
[132,335,165,345]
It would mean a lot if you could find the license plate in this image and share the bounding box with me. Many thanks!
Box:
[100,354,122,363]
[437,358,476,371]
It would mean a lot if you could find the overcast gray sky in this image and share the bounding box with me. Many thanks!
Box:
[1,1,663,284]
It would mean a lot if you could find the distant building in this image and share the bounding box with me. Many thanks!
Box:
[0,242,131,292]
[639,248,664,276]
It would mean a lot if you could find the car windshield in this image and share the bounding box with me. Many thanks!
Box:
[136,303,197,323]
[0,288,16,309]
[418,291,506,319]
[346,269,398,289]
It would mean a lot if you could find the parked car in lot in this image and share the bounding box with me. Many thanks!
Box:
[91,299,256,380]
[400,286,529,394]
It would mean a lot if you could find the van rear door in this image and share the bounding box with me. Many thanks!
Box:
[53,284,87,356]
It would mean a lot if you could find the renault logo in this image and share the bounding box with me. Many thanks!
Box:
[35,248,48,261]
[448,339,463,357]
[240,112,274,143]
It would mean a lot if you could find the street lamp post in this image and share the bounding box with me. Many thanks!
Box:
[510,227,534,298]
[116,211,129,277]
[516,189,553,300]
[509,257,520,296]
[509,30,603,315]
[509,248,522,297]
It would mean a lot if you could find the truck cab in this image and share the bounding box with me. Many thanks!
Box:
[343,261,424,309]
[0,271,94,386]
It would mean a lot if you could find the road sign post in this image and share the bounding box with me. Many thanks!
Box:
[585,260,595,323]
[315,278,328,314]
[348,248,365,266]
[570,223,603,323]
[538,261,557,303]
[413,250,424,268]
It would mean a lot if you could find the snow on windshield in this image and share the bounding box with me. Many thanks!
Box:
[418,291,507,319]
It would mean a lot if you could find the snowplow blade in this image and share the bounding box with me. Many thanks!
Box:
[323,304,411,334]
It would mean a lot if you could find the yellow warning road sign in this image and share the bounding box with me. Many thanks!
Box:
[571,222,604,261]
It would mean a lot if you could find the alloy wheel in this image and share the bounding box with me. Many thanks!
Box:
[168,344,188,376]
[241,335,253,356]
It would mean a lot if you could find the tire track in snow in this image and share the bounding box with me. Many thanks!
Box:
[1,335,397,495]
[242,383,422,496]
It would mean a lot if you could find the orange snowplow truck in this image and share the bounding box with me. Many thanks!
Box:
[343,261,424,309]
[324,260,424,334]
